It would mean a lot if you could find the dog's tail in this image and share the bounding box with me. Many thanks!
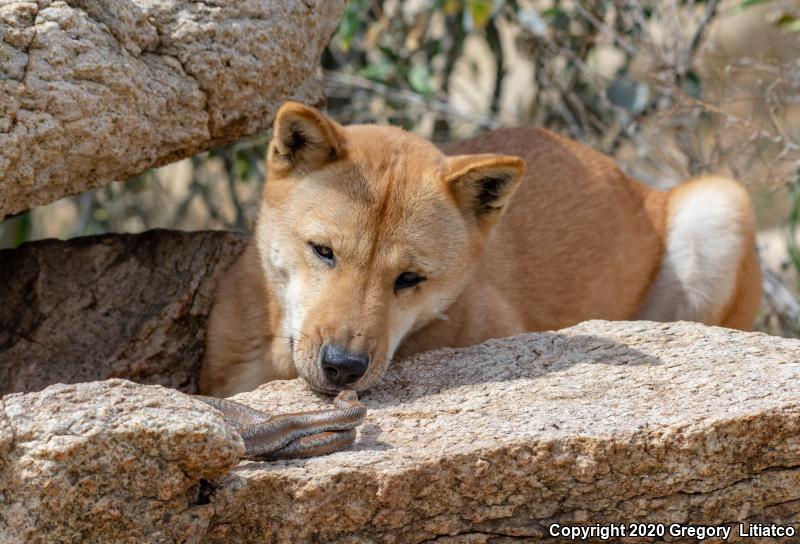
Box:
[637,175,761,330]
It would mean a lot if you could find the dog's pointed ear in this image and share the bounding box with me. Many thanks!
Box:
[268,102,346,174]
[446,154,525,227]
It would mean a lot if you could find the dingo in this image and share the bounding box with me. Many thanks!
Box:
[200,102,761,397]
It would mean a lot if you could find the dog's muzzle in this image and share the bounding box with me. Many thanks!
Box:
[319,342,369,388]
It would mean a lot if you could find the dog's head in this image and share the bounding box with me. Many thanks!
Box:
[256,102,525,393]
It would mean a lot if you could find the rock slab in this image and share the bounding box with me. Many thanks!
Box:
[1,321,799,543]
[0,229,248,395]
[0,0,344,219]
[0,379,243,543]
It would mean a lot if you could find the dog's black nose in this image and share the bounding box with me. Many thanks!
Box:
[320,343,369,387]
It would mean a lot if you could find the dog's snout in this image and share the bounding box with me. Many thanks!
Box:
[320,343,369,387]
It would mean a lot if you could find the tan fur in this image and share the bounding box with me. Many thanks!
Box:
[200,102,761,397]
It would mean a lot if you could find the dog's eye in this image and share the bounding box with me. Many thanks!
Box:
[394,271,425,292]
[310,242,335,265]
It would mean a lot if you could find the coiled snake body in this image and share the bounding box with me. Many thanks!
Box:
[194,391,367,460]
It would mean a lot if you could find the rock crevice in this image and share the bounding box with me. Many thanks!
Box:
[0,230,248,395]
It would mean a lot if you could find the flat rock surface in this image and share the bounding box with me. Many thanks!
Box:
[209,320,800,543]
[0,0,344,219]
[0,229,247,394]
[1,320,798,542]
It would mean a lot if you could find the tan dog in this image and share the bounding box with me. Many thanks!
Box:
[199,102,761,397]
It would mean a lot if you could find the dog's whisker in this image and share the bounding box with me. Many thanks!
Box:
[291,328,309,337]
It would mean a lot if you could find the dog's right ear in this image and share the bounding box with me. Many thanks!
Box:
[268,102,346,175]
[445,154,525,230]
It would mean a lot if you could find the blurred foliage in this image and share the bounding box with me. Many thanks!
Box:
[321,0,799,186]
[789,168,800,289]
[2,0,800,334]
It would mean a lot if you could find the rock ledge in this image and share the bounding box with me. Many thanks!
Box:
[1,320,799,542]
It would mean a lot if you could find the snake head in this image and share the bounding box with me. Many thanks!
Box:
[195,390,367,460]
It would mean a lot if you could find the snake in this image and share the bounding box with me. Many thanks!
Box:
[193,390,367,460]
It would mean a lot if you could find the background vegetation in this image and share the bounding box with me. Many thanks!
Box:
[1,0,799,334]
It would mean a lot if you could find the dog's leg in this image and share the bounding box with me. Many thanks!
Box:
[717,239,762,331]
[200,244,298,397]
[637,175,760,329]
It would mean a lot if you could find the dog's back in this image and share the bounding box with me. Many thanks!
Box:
[398,127,760,356]
[201,106,762,396]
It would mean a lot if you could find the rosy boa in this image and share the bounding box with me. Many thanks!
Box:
[194,390,367,460]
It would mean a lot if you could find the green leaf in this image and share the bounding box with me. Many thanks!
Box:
[467,0,493,29]
[236,155,249,180]
[12,212,32,248]
[443,0,462,16]
[337,0,366,52]
[778,14,800,32]
[737,0,771,11]
[542,7,570,30]
[787,171,800,293]
[408,65,434,96]
[359,59,394,83]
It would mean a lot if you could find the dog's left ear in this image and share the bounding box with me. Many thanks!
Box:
[268,101,346,175]
[446,154,526,227]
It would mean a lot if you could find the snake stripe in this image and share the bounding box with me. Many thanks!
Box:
[194,390,367,460]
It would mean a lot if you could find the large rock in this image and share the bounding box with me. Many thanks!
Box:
[0,0,344,219]
[0,230,247,395]
[1,321,798,543]
[0,379,243,543]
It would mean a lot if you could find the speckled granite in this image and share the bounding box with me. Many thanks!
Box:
[0,0,344,219]
[1,320,798,543]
